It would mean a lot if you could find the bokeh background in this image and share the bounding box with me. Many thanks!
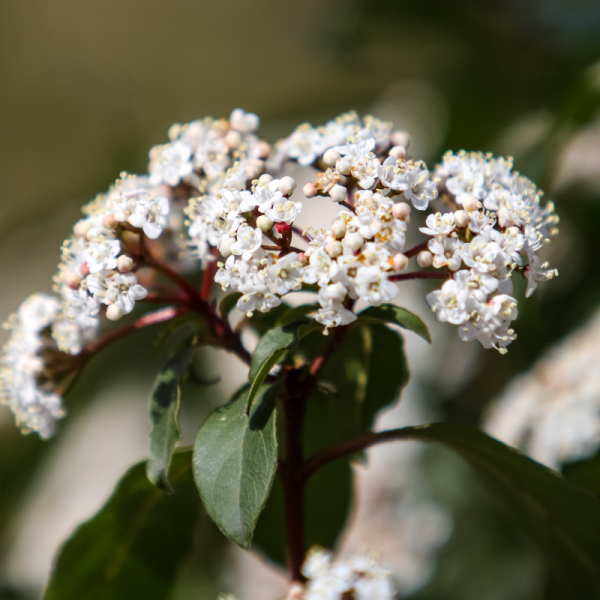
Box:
[3,1,600,598]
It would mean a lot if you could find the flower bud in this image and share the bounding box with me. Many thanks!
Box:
[461,194,482,211]
[417,250,433,268]
[392,131,411,148]
[454,210,470,228]
[258,174,273,185]
[106,304,123,321]
[331,219,346,239]
[219,236,235,258]
[275,222,291,235]
[65,273,82,289]
[323,148,341,167]
[329,184,347,203]
[245,161,263,180]
[389,145,407,160]
[79,262,90,277]
[225,130,242,149]
[325,240,343,258]
[392,202,411,220]
[117,255,134,273]
[278,176,297,196]
[393,253,409,271]
[74,220,92,238]
[345,232,364,251]
[258,141,270,159]
[102,214,118,229]
[256,215,274,232]
[303,182,317,198]
[336,156,352,176]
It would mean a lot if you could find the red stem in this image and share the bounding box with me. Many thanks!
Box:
[389,270,451,282]
[403,240,429,259]
[84,306,187,355]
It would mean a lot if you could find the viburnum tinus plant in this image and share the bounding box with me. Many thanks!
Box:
[2,109,600,599]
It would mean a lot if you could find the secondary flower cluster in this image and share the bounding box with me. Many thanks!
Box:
[0,294,64,438]
[297,547,395,600]
[0,108,560,438]
[422,151,559,352]
[486,308,600,469]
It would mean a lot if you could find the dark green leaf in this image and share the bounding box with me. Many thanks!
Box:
[193,385,278,549]
[317,324,409,441]
[247,320,319,413]
[353,424,600,596]
[44,452,199,600]
[247,302,291,336]
[357,304,431,343]
[275,303,319,327]
[147,341,195,492]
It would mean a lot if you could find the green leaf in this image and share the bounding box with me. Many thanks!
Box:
[193,385,278,550]
[317,324,409,441]
[357,304,431,343]
[147,341,195,492]
[252,394,353,566]
[247,320,319,413]
[44,452,199,600]
[275,303,320,327]
[324,423,600,596]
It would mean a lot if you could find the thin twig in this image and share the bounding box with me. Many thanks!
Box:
[389,270,451,282]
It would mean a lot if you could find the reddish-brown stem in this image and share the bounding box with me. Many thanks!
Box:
[201,261,218,301]
[303,427,419,479]
[141,294,188,305]
[291,225,310,244]
[280,374,307,583]
[278,329,346,581]
[389,270,451,282]
[404,240,429,259]
[84,306,187,356]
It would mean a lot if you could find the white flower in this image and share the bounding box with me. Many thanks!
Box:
[303,248,339,287]
[460,235,500,274]
[267,253,303,295]
[52,319,84,355]
[83,239,121,274]
[524,254,558,298]
[350,152,381,189]
[428,236,462,271]
[229,108,259,133]
[127,195,170,239]
[148,140,194,187]
[354,266,398,306]
[103,273,148,314]
[230,224,263,261]
[237,290,281,315]
[426,278,470,325]
[17,294,60,332]
[420,212,455,238]
[285,124,326,166]
[0,294,65,439]
[262,197,302,224]
[65,288,100,329]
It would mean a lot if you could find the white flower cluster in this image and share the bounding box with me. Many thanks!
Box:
[299,547,396,600]
[190,114,439,331]
[486,309,600,469]
[423,151,559,353]
[53,173,170,353]
[0,295,66,438]
[155,109,270,266]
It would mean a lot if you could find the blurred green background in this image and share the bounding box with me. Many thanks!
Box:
[2,1,600,598]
